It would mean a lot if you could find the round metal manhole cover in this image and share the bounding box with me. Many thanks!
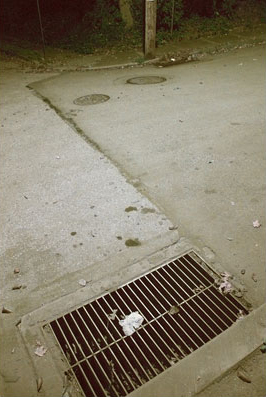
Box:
[126,76,167,85]
[73,94,110,106]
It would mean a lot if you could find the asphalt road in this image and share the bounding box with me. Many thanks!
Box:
[0,43,265,397]
[32,45,266,308]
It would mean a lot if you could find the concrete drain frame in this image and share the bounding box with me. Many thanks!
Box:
[19,245,265,397]
[22,248,256,397]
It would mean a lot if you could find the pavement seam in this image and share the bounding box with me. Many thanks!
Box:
[27,84,170,217]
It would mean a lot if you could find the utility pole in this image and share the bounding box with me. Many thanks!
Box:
[144,0,157,59]
[36,0,46,59]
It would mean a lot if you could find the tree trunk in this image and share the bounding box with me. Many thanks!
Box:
[119,0,133,29]
[144,0,157,59]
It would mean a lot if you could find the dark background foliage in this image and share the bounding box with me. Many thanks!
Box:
[0,0,264,52]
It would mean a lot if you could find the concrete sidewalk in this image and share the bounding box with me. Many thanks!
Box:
[0,69,180,396]
[30,45,266,308]
[0,26,265,397]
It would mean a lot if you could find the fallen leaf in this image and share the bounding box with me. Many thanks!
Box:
[34,345,48,357]
[218,272,233,294]
[12,285,22,290]
[2,306,13,314]
[237,370,251,383]
[219,281,232,294]
[169,225,178,230]
[169,305,180,315]
[253,220,261,228]
[108,309,118,321]
[251,273,257,282]
[237,309,245,319]
[37,377,43,392]
[221,271,231,278]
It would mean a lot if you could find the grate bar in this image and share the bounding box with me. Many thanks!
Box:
[91,301,140,391]
[173,258,239,321]
[148,271,213,343]
[56,318,78,363]
[138,276,201,349]
[103,297,149,384]
[82,306,133,395]
[48,251,249,397]
[157,267,220,338]
[160,266,227,333]
[137,276,198,350]
[176,258,242,323]
[121,285,179,363]
[115,288,168,372]
[132,279,194,355]
[68,312,129,395]
[52,319,110,396]
[143,273,208,345]
[181,254,245,316]
[74,297,155,382]
[74,308,125,395]
[72,310,126,396]
[125,283,185,359]
[107,293,155,381]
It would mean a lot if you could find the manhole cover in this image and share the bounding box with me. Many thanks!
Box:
[73,94,110,106]
[126,76,166,85]
[48,251,248,397]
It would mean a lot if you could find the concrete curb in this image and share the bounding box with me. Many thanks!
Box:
[19,238,190,397]
[128,303,266,397]
[19,239,264,397]
[16,31,266,74]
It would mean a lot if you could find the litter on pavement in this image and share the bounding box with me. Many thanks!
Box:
[119,312,144,336]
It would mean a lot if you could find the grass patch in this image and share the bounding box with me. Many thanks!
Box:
[0,40,43,61]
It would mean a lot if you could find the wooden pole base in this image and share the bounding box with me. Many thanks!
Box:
[144,0,157,59]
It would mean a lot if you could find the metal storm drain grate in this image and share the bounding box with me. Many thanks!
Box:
[48,251,248,397]
[73,94,110,106]
[126,76,166,85]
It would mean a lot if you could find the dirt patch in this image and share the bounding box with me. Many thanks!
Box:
[125,238,141,247]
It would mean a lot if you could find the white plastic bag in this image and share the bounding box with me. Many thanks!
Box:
[119,312,144,336]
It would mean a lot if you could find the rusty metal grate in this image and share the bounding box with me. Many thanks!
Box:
[48,251,248,397]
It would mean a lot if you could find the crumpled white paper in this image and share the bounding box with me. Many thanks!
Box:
[253,220,261,228]
[119,312,144,336]
[218,271,232,294]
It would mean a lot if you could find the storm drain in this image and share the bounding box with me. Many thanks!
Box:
[126,76,166,85]
[73,94,110,106]
[48,251,248,397]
